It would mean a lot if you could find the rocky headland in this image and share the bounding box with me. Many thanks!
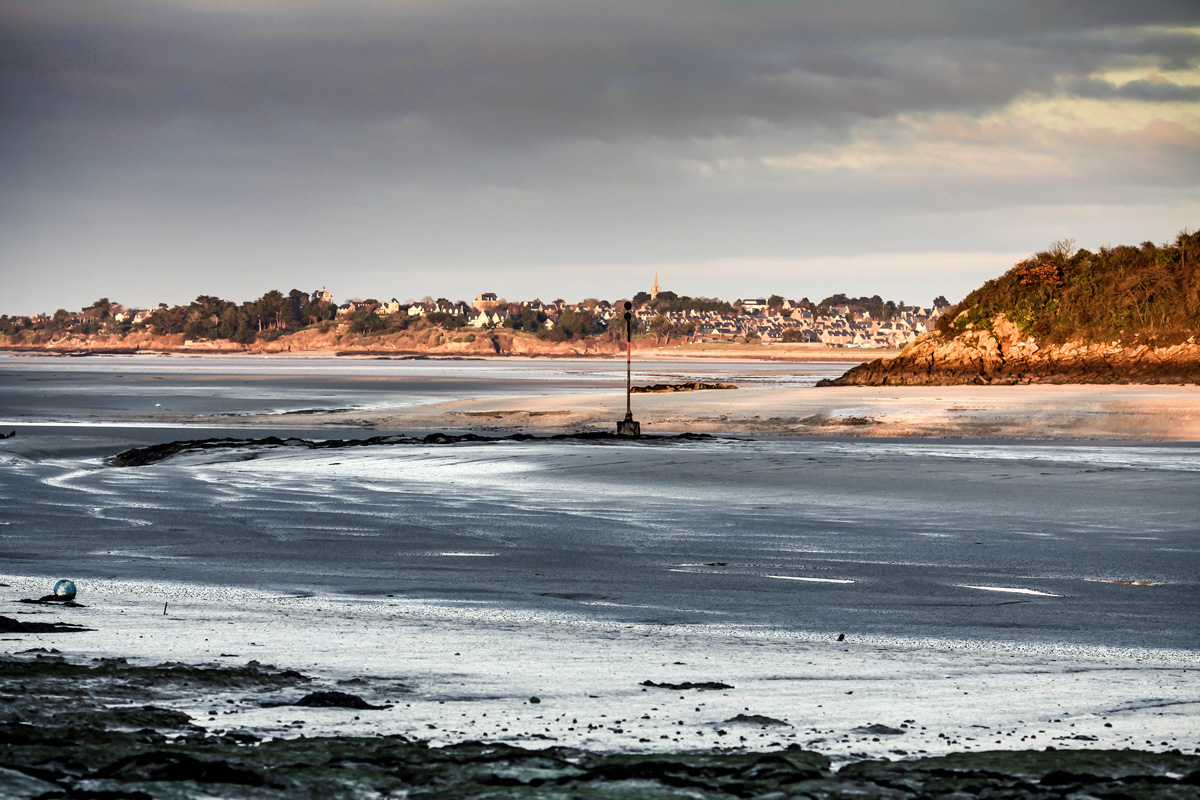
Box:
[823,230,1200,387]
[822,315,1200,386]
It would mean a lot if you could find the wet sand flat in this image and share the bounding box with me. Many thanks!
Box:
[263,383,1200,441]
[3,432,1198,760]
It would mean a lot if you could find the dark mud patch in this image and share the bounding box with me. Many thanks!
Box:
[799,414,881,427]
[0,615,92,633]
[111,431,719,467]
[18,597,85,607]
[641,679,734,691]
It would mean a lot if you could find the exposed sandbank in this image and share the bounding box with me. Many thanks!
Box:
[222,384,1200,442]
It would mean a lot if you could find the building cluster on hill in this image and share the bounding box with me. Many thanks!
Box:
[328,284,946,348]
[2,280,947,349]
[627,299,945,348]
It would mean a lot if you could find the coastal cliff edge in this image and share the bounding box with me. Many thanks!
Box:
[821,314,1200,386]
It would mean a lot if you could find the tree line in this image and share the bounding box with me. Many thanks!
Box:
[2,285,938,346]
[937,229,1200,345]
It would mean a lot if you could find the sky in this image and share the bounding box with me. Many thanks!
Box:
[2,1,1198,315]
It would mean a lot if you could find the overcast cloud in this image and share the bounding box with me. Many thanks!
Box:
[2,0,1198,313]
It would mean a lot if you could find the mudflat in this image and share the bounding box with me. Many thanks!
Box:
[1,354,1197,798]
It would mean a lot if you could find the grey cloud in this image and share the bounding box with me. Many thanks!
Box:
[1,1,1198,315]
[4,0,1199,150]
[1064,76,1200,103]
[1063,27,1200,70]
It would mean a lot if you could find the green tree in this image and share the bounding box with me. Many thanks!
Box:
[647,315,673,344]
[346,310,385,335]
[544,309,600,340]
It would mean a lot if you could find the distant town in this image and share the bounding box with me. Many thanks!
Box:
[1,276,952,350]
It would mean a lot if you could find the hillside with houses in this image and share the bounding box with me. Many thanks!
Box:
[0,282,949,355]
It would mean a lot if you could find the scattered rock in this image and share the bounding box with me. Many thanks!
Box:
[1,649,1198,800]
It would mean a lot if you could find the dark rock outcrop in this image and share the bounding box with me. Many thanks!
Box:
[723,713,791,726]
[292,691,391,710]
[631,382,738,393]
[111,431,718,467]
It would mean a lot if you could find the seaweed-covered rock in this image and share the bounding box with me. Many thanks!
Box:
[92,751,264,785]
[723,713,791,726]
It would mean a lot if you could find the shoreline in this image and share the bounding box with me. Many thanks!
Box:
[0,343,898,363]
[3,573,1197,797]
[2,350,1197,441]
[206,383,1200,442]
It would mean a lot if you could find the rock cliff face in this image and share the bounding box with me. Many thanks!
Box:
[822,314,1200,386]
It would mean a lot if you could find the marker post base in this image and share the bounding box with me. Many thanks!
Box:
[616,412,640,437]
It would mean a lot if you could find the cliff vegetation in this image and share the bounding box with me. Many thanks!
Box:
[826,229,1200,386]
[938,230,1200,346]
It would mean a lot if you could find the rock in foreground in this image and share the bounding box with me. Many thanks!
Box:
[1,653,1198,798]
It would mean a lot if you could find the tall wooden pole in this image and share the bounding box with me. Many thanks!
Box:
[617,300,640,436]
[626,308,632,418]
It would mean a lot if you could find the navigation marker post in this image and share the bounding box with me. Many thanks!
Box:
[617,300,641,437]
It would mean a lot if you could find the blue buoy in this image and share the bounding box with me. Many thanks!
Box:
[53,580,77,600]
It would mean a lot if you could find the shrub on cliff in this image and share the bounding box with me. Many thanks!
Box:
[942,230,1199,346]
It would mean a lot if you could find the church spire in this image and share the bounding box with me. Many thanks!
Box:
[651,272,660,300]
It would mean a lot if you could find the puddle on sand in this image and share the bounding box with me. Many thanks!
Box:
[957,585,1061,597]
